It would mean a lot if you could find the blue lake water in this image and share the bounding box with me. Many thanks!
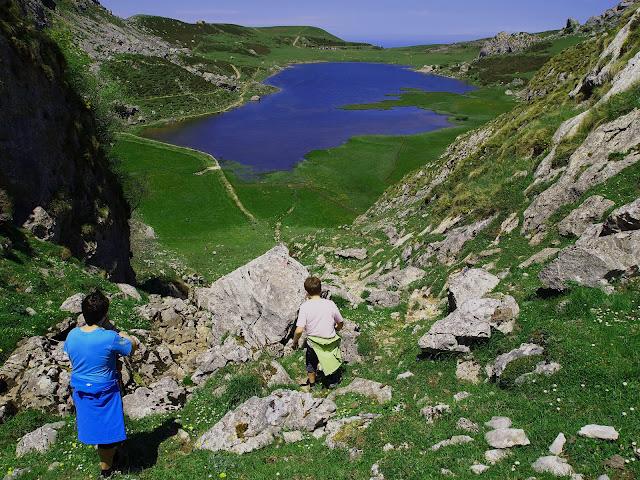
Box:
[145,62,474,173]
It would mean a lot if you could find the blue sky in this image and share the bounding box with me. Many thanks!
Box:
[101,0,619,46]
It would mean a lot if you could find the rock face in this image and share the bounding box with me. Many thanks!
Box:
[195,245,308,350]
[447,268,499,311]
[196,390,336,453]
[16,421,65,457]
[0,5,134,281]
[479,31,540,57]
[122,377,186,420]
[418,295,519,354]
[523,109,640,236]
[540,198,640,291]
[558,196,614,237]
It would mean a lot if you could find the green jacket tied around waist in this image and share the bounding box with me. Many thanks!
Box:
[307,335,342,375]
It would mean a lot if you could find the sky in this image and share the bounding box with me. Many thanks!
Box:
[100,0,620,47]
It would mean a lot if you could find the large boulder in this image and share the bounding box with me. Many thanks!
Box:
[16,421,65,457]
[194,246,308,350]
[540,198,640,291]
[447,268,499,311]
[330,377,392,404]
[196,390,336,453]
[418,295,519,354]
[122,377,186,420]
[22,207,59,241]
[479,31,540,57]
[558,195,614,237]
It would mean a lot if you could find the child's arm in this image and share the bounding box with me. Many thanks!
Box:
[292,327,304,349]
[333,304,344,331]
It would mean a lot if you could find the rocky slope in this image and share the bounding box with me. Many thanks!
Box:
[0,0,134,281]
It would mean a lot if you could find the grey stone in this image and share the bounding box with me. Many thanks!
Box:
[330,378,393,404]
[578,424,619,440]
[191,337,252,385]
[16,421,65,457]
[484,416,512,430]
[194,245,308,351]
[418,295,519,354]
[485,428,530,448]
[282,430,304,443]
[335,248,368,260]
[59,293,85,314]
[456,359,482,384]
[447,268,500,311]
[602,198,640,235]
[532,456,573,476]
[485,448,510,464]
[519,248,560,269]
[454,391,471,402]
[340,319,363,364]
[374,266,426,290]
[479,31,540,57]
[117,283,142,301]
[457,417,479,432]
[263,360,294,388]
[421,403,451,424]
[196,389,336,453]
[470,463,490,475]
[515,361,562,385]
[431,435,474,451]
[3,468,30,480]
[22,206,58,241]
[396,371,414,380]
[323,413,380,449]
[549,433,566,455]
[367,289,401,308]
[558,196,614,237]
[487,343,544,379]
[122,377,186,419]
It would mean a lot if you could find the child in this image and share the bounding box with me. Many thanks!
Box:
[292,276,344,390]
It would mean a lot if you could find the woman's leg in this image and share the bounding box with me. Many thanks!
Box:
[97,444,117,473]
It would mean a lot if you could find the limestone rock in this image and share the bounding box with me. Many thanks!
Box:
[322,413,380,449]
[22,206,58,241]
[335,248,368,260]
[367,289,400,308]
[549,433,566,455]
[532,456,573,476]
[485,448,510,464]
[282,430,304,443]
[485,428,530,448]
[330,378,392,404]
[578,424,619,440]
[431,435,474,451]
[16,421,65,457]
[59,293,85,314]
[421,403,451,424]
[456,359,482,384]
[396,371,414,380]
[602,198,640,235]
[447,268,500,311]
[122,377,186,419]
[418,295,519,354]
[191,337,252,385]
[194,245,308,350]
[515,361,562,385]
[470,463,490,475]
[340,319,363,364]
[374,266,426,289]
[485,416,512,430]
[479,31,540,57]
[117,283,142,301]
[487,343,544,379]
[457,417,479,432]
[519,248,560,269]
[558,196,614,237]
[196,390,336,453]
[263,360,294,388]
[454,391,471,402]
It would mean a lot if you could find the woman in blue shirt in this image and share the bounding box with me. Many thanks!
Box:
[64,290,139,478]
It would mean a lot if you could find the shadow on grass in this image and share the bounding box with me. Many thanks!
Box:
[120,419,180,473]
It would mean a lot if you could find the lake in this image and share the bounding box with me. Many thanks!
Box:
[145,62,474,173]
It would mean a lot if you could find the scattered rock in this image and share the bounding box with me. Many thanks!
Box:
[366,289,401,308]
[515,361,561,385]
[486,343,544,379]
[335,248,368,260]
[330,378,392,404]
[549,433,566,455]
[22,206,58,241]
[519,248,560,269]
[604,454,626,469]
[59,293,85,314]
[191,337,252,385]
[456,359,482,384]
[485,448,510,464]
[421,403,451,424]
[441,468,455,476]
[578,424,619,441]
[196,390,336,453]
[3,468,30,480]
[532,456,574,476]
[122,377,186,419]
[117,283,142,301]
[431,435,474,451]
[447,268,500,311]
[454,391,471,402]
[250,95,260,101]
[375,266,426,289]
[485,416,512,430]
[485,428,530,449]
[470,463,490,474]
[194,245,308,351]
[16,421,65,457]
[263,360,294,387]
[370,462,385,480]
[457,417,479,433]
[282,430,304,443]
[322,413,380,449]
[25,307,37,317]
[558,196,614,237]
[396,371,414,380]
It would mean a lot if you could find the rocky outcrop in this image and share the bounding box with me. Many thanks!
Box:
[558,196,614,237]
[0,4,134,281]
[583,1,638,32]
[486,343,544,379]
[16,421,65,457]
[523,109,640,235]
[194,245,308,351]
[540,198,640,291]
[447,268,499,311]
[330,378,392,404]
[479,32,540,57]
[122,377,187,420]
[196,390,336,453]
[322,413,380,449]
[191,337,252,385]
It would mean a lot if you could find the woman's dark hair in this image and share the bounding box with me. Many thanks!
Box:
[81,290,109,326]
[304,276,322,296]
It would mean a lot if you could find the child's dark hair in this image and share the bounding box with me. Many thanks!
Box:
[81,289,109,326]
[304,276,322,296]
